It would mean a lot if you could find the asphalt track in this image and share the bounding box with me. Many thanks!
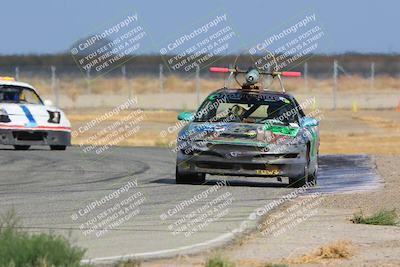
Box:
[0,146,383,263]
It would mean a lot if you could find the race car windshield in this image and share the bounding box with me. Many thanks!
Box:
[0,86,43,104]
[194,93,299,124]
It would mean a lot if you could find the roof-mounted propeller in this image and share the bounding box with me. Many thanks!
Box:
[209,66,301,92]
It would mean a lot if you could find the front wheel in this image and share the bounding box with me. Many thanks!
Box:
[50,145,66,151]
[13,145,30,150]
[289,175,307,187]
[176,166,205,185]
[288,165,308,188]
[309,150,319,186]
[308,170,317,186]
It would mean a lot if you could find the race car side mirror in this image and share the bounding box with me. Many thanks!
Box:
[177,112,194,121]
[301,117,319,127]
[44,99,53,106]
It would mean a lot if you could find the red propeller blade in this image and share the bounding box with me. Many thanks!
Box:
[209,67,230,73]
[281,71,302,77]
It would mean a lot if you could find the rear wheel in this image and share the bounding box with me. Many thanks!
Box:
[50,145,66,151]
[13,145,30,150]
[175,166,206,184]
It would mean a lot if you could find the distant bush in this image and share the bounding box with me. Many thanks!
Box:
[0,209,87,267]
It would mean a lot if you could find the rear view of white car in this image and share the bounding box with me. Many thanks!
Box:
[0,77,71,150]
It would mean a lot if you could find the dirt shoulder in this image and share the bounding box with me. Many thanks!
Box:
[219,155,400,267]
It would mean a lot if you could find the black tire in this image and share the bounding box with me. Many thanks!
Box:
[289,171,307,187]
[175,166,206,185]
[50,145,67,151]
[309,170,317,186]
[309,150,319,186]
[289,144,310,187]
[13,145,30,150]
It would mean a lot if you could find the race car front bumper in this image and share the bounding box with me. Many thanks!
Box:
[176,143,307,178]
[0,128,71,146]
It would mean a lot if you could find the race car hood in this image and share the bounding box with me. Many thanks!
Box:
[181,122,303,146]
[0,103,71,129]
[0,103,51,117]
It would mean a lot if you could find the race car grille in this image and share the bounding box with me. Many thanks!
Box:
[12,131,47,141]
[208,144,262,152]
[196,162,233,169]
[242,163,277,170]
[283,153,299,158]
[195,161,279,171]
[253,153,299,159]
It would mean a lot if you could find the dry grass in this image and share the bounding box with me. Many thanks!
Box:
[235,259,288,267]
[319,110,400,155]
[22,75,400,99]
[320,133,400,155]
[351,115,400,131]
[68,110,178,123]
[69,110,178,147]
[205,240,354,267]
[286,240,354,264]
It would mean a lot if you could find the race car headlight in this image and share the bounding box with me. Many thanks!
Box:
[0,108,11,123]
[47,110,61,124]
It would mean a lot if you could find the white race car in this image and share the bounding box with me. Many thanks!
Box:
[0,77,71,150]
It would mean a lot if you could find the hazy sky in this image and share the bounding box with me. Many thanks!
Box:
[1,0,398,55]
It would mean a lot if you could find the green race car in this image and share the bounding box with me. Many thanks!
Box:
[175,67,319,187]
